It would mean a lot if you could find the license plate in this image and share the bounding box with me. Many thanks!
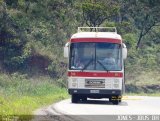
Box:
[90,90,99,93]
[85,79,105,88]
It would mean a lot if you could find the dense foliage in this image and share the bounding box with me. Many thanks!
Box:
[0,0,160,87]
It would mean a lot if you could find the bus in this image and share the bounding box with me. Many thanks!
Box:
[64,27,127,105]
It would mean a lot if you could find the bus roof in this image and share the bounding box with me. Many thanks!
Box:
[71,32,122,40]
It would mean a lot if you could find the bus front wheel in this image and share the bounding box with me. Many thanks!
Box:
[109,95,121,105]
[71,94,79,103]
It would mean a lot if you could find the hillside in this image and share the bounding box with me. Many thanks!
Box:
[0,0,160,117]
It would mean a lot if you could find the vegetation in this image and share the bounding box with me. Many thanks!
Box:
[0,73,68,116]
[0,0,160,117]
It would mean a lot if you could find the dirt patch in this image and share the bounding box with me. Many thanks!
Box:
[33,105,82,121]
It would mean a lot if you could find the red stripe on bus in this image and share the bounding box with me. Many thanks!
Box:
[70,38,121,44]
[68,72,123,77]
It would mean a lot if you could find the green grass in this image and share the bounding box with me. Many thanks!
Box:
[125,70,160,94]
[0,73,69,117]
[0,70,160,120]
[126,70,160,86]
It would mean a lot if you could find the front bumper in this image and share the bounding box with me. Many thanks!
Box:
[68,89,122,96]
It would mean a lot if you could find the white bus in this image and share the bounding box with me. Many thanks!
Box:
[64,27,127,105]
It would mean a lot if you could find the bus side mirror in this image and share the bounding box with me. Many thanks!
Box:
[122,43,127,60]
[64,42,69,58]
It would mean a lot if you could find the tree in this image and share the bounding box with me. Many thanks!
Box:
[126,0,160,49]
[82,0,119,27]
[5,0,18,8]
[0,2,28,71]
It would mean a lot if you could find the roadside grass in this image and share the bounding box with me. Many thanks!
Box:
[125,70,160,95]
[126,70,160,86]
[0,73,69,118]
[0,70,159,120]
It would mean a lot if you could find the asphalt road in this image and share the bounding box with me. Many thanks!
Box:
[34,96,160,121]
[53,96,160,115]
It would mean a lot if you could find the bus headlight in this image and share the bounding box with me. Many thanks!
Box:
[71,78,78,88]
[72,83,77,87]
[113,83,120,89]
[113,79,120,89]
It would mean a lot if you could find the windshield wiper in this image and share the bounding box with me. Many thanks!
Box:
[81,59,93,71]
[97,60,109,72]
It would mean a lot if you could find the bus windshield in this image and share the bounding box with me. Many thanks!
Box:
[69,42,122,71]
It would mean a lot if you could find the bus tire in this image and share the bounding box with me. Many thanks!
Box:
[110,95,119,105]
[71,94,79,103]
[119,97,122,103]
[112,100,119,105]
